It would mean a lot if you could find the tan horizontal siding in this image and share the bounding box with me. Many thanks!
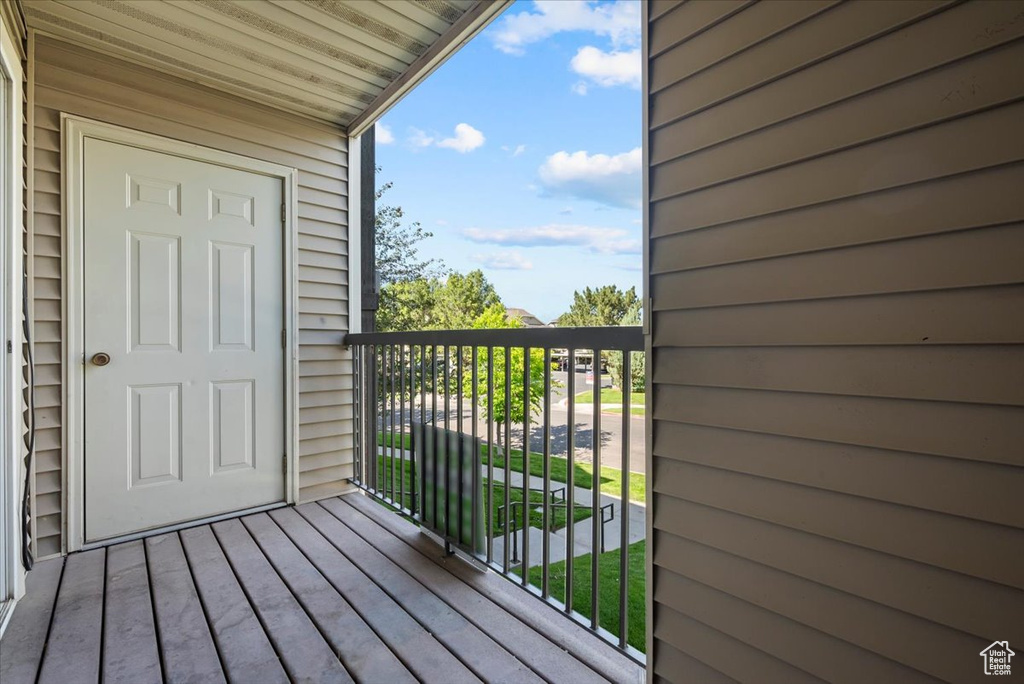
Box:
[646,1,1024,681]
[654,422,1022,529]
[653,284,1024,347]
[649,0,952,129]
[653,223,1024,309]
[649,1,835,94]
[651,99,1024,229]
[29,36,354,556]
[23,24,32,563]
[30,91,61,557]
[650,0,1024,163]
[655,345,1024,406]
[650,162,1024,273]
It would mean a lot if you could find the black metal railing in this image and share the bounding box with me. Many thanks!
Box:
[345,326,645,660]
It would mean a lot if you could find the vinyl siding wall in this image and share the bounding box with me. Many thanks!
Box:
[29,35,354,558]
[646,1,1024,682]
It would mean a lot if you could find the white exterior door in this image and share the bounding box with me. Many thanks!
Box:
[83,138,286,542]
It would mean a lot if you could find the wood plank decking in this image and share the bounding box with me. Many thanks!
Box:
[0,494,642,684]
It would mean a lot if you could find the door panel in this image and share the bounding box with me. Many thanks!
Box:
[84,138,285,541]
[128,232,180,352]
[210,241,253,351]
[210,380,254,472]
[129,384,181,487]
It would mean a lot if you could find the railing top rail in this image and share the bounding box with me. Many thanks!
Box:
[345,326,644,351]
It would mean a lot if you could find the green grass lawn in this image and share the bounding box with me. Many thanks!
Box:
[377,432,646,504]
[517,540,646,652]
[575,388,645,415]
[370,444,646,653]
[481,446,646,504]
[367,453,592,533]
[368,452,416,511]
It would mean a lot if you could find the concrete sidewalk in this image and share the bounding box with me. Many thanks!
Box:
[487,465,646,568]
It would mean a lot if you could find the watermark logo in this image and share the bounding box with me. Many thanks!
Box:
[980,641,1014,676]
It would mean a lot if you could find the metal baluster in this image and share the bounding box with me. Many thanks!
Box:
[399,344,406,512]
[444,344,451,540]
[591,348,602,630]
[486,347,495,565]
[353,345,361,486]
[503,345,512,575]
[521,347,531,585]
[457,345,465,547]
[542,347,552,599]
[417,344,426,518]
[373,344,380,495]
[432,345,439,529]
[619,351,631,649]
[390,344,397,502]
[566,349,576,614]
[471,346,480,557]
[383,345,390,500]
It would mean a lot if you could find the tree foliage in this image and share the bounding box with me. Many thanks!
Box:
[434,271,502,330]
[607,301,646,393]
[557,285,640,327]
[375,175,446,286]
[376,278,435,332]
[377,269,501,332]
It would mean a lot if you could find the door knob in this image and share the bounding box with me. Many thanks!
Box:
[91,352,111,367]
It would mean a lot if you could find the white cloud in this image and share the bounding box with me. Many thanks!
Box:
[571,46,641,89]
[375,122,394,144]
[559,206,573,215]
[463,224,640,255]
[437,123,486,153]
[491,1,640,55]
[538,148,642,209]
[406,123,485,153]
[501,143,527,157]
[571,82,589,96]
[472,251,534,270]
[408,127,434,148]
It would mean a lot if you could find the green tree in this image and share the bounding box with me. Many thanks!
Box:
[377,269,501,333]
[557,285,640,327]
[376,278,436,332]
[434,270,501,329]
[375,175,446,285]
[607,302,646,393]
[464,304,551,430]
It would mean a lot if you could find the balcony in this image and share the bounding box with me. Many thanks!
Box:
[0,495,642,683]
[345,326,647,661]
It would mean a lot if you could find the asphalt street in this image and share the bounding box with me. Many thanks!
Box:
[386,370,648,474]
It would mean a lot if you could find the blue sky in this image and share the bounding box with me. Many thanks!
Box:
[375,0,642,323]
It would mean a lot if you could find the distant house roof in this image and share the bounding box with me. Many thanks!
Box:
[506,307,546,328]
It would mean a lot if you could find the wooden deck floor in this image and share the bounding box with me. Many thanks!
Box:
[0,494,642,684]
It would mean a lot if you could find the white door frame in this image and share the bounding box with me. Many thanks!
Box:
[63,116,300,552]
[0,10,24,630]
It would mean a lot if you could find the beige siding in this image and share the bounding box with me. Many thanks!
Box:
[646,2,1024,682]
[29,36,353,557]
